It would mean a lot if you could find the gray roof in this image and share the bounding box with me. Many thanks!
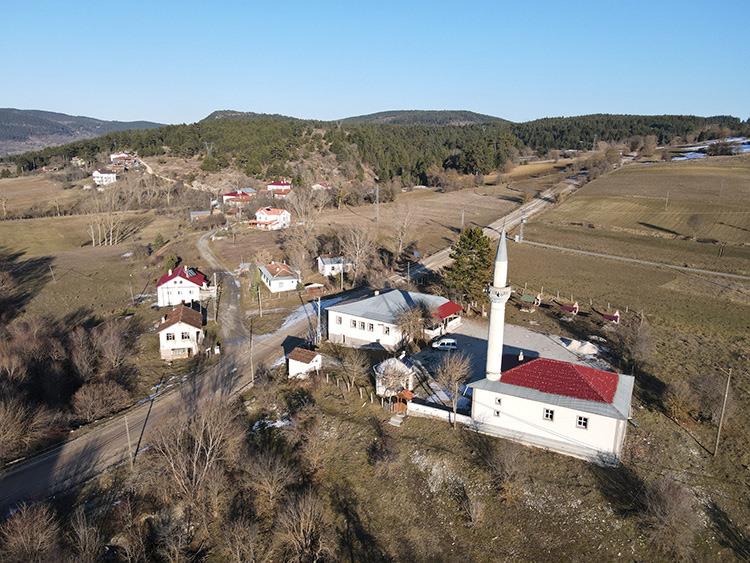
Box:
[258,264,299,281]
[318,255,351,266]
[327,289,450,325]
[469,372,634,420]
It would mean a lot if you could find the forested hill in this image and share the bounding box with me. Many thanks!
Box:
[0,108,163,156]
[512,114,743,152]
[340,110,506,126]
[5,111,746,184]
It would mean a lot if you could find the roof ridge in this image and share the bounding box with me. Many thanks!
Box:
[571,363,613,403]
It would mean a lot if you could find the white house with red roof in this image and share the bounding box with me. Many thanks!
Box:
[156,265,210,307]
[157,304,204,360]
[258,261,301,293]
[253,207,291,231]
[466,232,634,462]
[267,180,292,192]
[326,289,462,350]
[222,189,255,206]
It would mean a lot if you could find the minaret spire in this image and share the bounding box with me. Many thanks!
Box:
[485,230,511,382]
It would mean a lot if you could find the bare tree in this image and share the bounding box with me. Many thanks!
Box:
[151,400,242,510]
[248,451,298,516]
[0,397,54,462]
[276,490,329,563]
[644,477,700,561]
[641,135,658,157]
[94,320,130,372]
[218,518,266,562]
[68,507,104,563]
[0,503,60,562]
[435,353,471,428]
[342,349,370,389]
[396,302,432,351]
[72,381,130,422]
[393,204,413,259]
[338,226,376,285]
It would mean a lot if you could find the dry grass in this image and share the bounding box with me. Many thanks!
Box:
[524,155,750,274]
[0,175,81,213]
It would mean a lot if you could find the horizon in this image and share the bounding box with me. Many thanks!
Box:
[2,1,748,124]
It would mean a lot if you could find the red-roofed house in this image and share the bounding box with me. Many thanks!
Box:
[222,190,254,206]
[156,265,210,307]
[258,261,300,293]
[267,180,292,192]
[252,207,291,231]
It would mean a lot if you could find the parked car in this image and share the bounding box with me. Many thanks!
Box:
[431,337,458,351]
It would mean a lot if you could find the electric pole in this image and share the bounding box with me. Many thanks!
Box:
[714,367,732,456]
[375,184,380,226]
[257,284,263,317]
[316,295,322,345]
[124,415,133,472]
[460,208,465,230]
[249,318,255,384]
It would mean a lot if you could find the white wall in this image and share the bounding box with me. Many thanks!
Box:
[327,310,401,349]
[158,322,204,360]
[157,278,202,307]
[288,355,322,378]
[407,401,473,425]
[472,388,627,457]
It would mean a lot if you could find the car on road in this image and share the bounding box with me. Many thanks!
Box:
[431,337,458,351]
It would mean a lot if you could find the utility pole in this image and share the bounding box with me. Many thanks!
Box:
[129,274,135,306]
[49,264,56,283]
[714,367,732,457]
[460,208,465,230]
[665,191,669,211]
[124,415,133,472]
[407,261,410,283]
[520,216,527,242]
[249,318,255,384]
[257,284,263,317]
[315,295,322,345]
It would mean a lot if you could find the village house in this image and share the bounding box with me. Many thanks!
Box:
[287,347,322,379]
[92,168,117,186]
[267,180,292,192]
[317,255,353,277]
[156,265,211,307]
[258,261,301,293]
[311,182,332,191]
[222,188,256,206]
[373,356,418,397]
[252,207,291,230]
[109,152,138,167]
[71,156,86,167]
[463,232,634,462]
[326,289,463,350]
[156,305,204,360]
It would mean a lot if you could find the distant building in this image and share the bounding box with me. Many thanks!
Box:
[258,261,300,293]
[92,169,117,186]
[311,182,332,191]
[253,207,291,230]
[267,180,292,192]
[326,289,462,350]
[71,156,86,167]
[287,347,322,379]
[189,210,212,222]
[317,255,353,277]
[222,190,254,206]
[157,305,204,360]
[272,188,292,200]
[156,265,210,307]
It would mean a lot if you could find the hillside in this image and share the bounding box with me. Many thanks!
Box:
[340,109,507,126]
[0,108,163,156]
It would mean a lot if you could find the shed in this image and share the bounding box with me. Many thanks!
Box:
[287,347,322,379]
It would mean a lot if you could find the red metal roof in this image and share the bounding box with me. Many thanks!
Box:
[433,300,462,319]
[500,358,618,403]
[268,180,291,187]
[157,265,207,288]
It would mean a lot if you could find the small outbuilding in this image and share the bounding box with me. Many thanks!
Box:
[287,347,322,379]
[373,356,418,397]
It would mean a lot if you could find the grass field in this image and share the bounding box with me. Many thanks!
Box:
[524,155,750,274]
[0,174,82,213]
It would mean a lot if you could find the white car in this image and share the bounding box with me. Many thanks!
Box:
[431,337,458,351]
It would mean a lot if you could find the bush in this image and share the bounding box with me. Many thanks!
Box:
[164,254,179,271]
[72,381,130,423]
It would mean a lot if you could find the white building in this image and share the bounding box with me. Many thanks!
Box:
[92,169,117,186]
[374,356,417,397]
[222,190,255,206]
[253,207,291,231]
[157,305,204,360]
[267,180,292,192]
[466,232,634,462]
[156,265,210,307]
[258,261,300,293]
[287,347,322,379]
[326,289,462,350]
[317,255,353,277]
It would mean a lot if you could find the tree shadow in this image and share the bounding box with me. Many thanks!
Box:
[589,458,646,517]
[0,246,54,323]
[707,501,750,560]
[330,482,390,563]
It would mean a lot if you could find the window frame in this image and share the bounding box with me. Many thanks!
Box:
[576,415,589,429]
[166,333,175,341]
[494,397,502,406]
[336,315,342,325]
[543,408,554,421]
[181,332,190,340]
[493,410,501,417]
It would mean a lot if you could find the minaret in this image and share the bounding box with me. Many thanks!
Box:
[485,230,511,381]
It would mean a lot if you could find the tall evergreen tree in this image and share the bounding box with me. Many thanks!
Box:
[444,226,493,305]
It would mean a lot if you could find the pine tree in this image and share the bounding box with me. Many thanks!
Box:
[444,226,493,305]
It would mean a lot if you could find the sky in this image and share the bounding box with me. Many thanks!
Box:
[2,1,748,124]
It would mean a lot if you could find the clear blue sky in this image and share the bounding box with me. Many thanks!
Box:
[3,0,748,124]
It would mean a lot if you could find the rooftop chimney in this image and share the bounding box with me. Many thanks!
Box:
[374,290,380,296]
[168,268,172,275]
